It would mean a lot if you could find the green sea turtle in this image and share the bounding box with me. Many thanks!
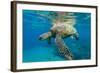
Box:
[39,12,79,60]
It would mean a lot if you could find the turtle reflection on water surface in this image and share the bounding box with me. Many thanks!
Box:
[39,12,79,60]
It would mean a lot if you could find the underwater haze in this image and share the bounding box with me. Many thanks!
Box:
[23,10,91,63]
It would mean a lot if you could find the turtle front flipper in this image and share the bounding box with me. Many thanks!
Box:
[55,33,73,60]
[39,31,52,40]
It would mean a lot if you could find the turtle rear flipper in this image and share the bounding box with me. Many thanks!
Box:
[55,33,73,60]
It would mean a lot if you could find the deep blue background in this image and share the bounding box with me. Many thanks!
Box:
[23,10,91,63]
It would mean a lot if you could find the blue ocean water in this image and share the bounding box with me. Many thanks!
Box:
[23,10,91,63]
